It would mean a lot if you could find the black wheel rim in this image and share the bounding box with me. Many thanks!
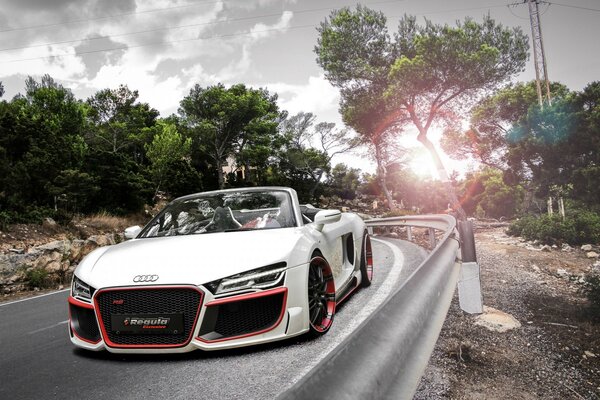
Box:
[308,259,335,332]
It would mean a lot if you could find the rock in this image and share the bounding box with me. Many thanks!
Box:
[551,244,558,249]
[561,243,573,252]
[388,232,400,239]
[532,265,541,272]
[8,248,23,254]
[556,268,569,278]
[581,244,593,251]
[45,261,62,273]
[584,351,596,358]
[592,261,600,271]
[540,245,552,252]
[37,240,68,253]
[474,306,521,333]
[587,251,599,259]
[42,217,57,227]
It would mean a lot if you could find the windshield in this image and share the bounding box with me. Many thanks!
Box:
[139,190,296,238]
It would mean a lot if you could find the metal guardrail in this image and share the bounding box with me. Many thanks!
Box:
[278,214,470,400]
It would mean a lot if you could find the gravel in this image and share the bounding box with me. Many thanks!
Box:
[415,228,600,400]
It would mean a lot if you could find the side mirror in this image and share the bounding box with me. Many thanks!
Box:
[124,225,142,240]
[313,210,342,232]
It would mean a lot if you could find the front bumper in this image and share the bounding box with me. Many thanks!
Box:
[68,265,310,353]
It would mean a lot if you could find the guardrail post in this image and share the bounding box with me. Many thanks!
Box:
[428,227,436,249]
[406,226,413,241]
[367,226,374,235]
[457,220,483,314]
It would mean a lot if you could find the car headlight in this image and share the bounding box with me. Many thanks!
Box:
[72,276,95,300]
[205,263,287,295]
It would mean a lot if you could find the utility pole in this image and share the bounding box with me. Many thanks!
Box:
[525,0,552,107]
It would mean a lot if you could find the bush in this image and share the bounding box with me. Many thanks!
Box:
[507,211,600,245]
[25,267,49,289]
[582,272,600,318]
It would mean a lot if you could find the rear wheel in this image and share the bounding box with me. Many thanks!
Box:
[307,256,336,336]
[360,233,373,287]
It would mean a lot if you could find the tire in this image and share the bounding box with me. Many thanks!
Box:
[360,233,373,288]
[307,255,336,336]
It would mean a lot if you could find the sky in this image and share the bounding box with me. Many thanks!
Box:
[0,0,598,177]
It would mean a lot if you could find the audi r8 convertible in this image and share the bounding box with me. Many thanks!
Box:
[68,187,373,353]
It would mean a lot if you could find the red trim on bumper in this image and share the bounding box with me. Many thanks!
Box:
[197,287,288,343]
[68,296,101,344]
[93,285,204,349]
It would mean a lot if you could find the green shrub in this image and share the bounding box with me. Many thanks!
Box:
[508,211,600,245]
[25,267,49,289]
[582,272,600,318]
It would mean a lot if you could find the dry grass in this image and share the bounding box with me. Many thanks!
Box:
[76,212,141,232]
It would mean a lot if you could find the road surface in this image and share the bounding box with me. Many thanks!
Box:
[0,238,426,400]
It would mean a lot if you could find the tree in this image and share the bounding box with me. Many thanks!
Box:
[0,75,87,213]
[86,85,159,157]
[441,81,570,171]
[279,112,360,199]
[316,7,530,218]
[145,121,192,195]
[316,6,402,209]
[179,84,281,189]
[328,163,361,200]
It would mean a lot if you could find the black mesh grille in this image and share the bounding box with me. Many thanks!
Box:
[200,292,285,340]
[96,287,202,347]
[70,303,100,343]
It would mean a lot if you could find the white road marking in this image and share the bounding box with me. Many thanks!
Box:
[0,288,70,307]
[331,238,404,338]
[27,320,69,335]
[293,238,405,380]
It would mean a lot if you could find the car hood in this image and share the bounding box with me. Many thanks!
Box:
[76,227,309,289]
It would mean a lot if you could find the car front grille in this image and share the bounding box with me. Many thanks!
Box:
[70,303,101,343]
[199,289,286,341]
[95,287,203,347]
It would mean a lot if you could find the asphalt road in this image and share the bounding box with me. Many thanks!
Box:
[0,238,427,400]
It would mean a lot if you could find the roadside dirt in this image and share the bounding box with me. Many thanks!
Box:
[416,227,600,400]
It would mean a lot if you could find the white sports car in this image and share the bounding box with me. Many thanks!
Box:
[68,187,373,353]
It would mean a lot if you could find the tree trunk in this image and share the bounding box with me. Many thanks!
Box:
[244,160,253,185]
[216,158,224,189]
[375,142,395,211]
[416,132,467,220]
[309,171,324,201]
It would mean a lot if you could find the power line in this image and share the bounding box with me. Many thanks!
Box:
[0,12,286,53]
[0,0,223,34]
[391,3,509,17]
[0,0,403,54]
[545,1,600,12]
[1,24,316,65]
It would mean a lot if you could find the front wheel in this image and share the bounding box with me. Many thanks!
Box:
[360,233,373,287]
[307,256,336,336]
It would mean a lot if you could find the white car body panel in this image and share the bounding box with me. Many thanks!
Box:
[68,187,369,353]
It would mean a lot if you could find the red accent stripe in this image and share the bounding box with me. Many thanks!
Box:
[309,256,336,333]
[68,296,101,344]
[335,277,359,306]
[68,296,94,309]
[197,287,288,343]
[93,285,204,349]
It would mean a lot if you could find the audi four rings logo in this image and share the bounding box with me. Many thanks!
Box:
[133,274,159,283]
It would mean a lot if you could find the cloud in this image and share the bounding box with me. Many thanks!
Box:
[216,11,293,80]
[250,11,293,39]
[267,74,340,120]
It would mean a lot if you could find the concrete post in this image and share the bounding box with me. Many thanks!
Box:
[457,220,483,314]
